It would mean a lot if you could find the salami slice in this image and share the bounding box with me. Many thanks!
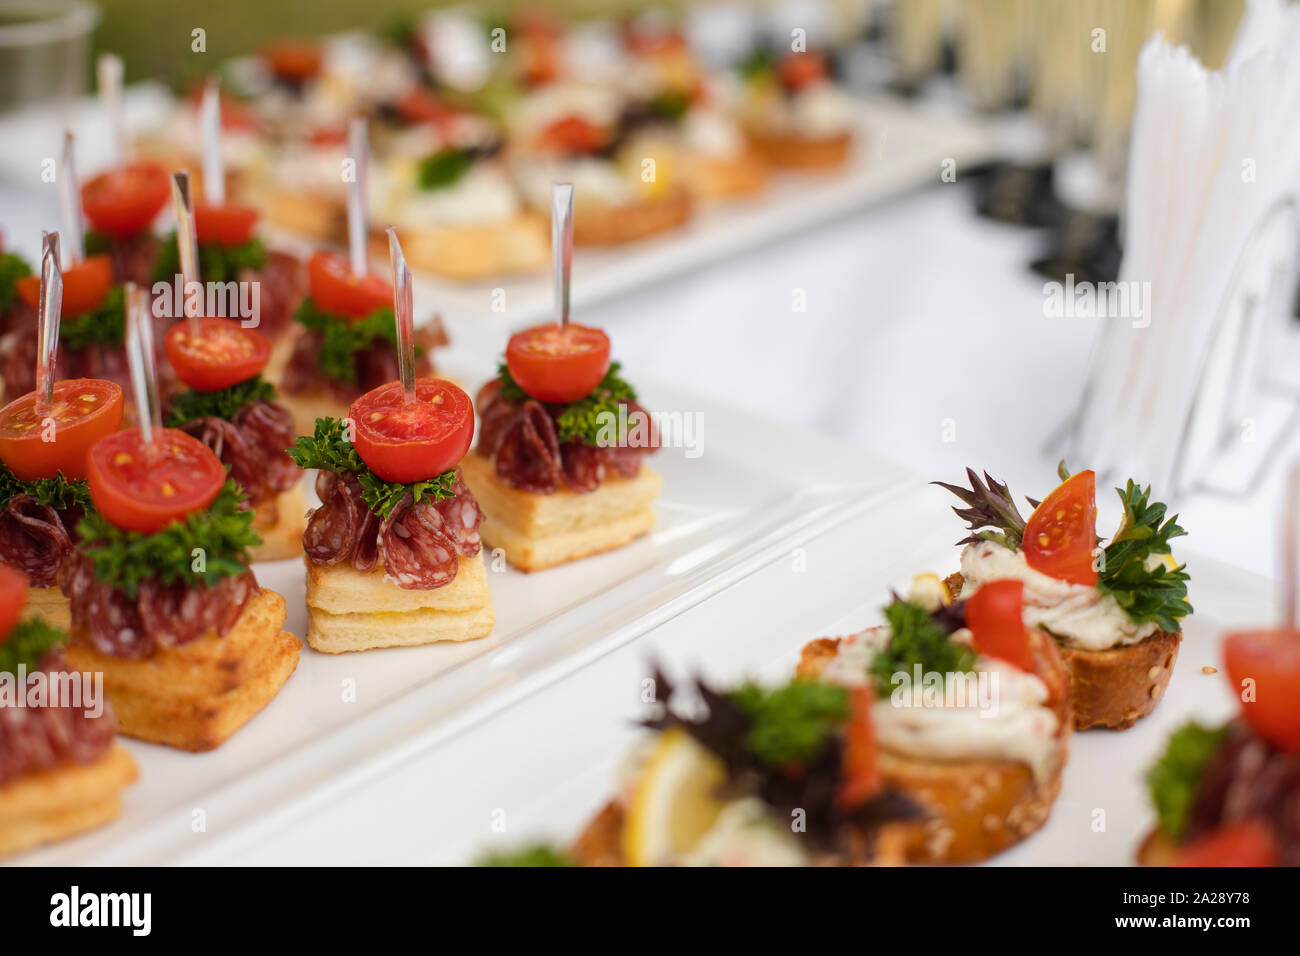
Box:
[0,495,73,589]
[303,473,363,566]
[377,494,458,589]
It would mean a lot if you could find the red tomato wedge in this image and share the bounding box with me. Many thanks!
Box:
[1223,629,1300,753]
[307,251,393,319]
[505,323,611,404]
[0,563,29,642]
[15,254,113,318]
[778,52,830,91]
[394,87,461,128]
[264,39,323,84]
[965,579,1036,673]
[537,116,607,155]
[349,379,474,484]
[0,378,124,482]
[88,428,227,534]
[1173,820,1278,867]
[194,201,259,247]
[836,686,882,809]
[165,317,271,393]
[81,160,170,238]
[1023,470,1099,586]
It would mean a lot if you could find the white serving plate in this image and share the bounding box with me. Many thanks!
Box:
[12,374,917,865]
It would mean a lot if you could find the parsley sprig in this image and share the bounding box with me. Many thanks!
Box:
[496,362,638,446]
[59,284,126,351]
[153,234,267,284]
[868,598,976,698]
[0,462,92,512]
[0,617,65,676]
[166,376,278,426]
[294,298,409,385]
[418,148,475,190]
[0,250,32,312]
[1097,480,1192,631]
[1147,721,1226,839]
[78,481,259,598]
[476,844,578,867]
[730,680,851,765]
[288,416,457,520]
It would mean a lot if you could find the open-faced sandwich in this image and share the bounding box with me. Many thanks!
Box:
[0,377,124,629]
[797,576,1071,863]
[289,383,494,653]
[63,424,301,750]
[546,667,923,866]
[0,563,137,858]
[937,464,1191,730]
[462,320,660,572]
[1139,627,1299,867]
[507,82,693,245]
[734,47,855,170]
[280,250,447,436]
[162,317,304,561]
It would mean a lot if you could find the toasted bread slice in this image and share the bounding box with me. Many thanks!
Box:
[25,586,70,630]
[375,215,549,281]
[260,187,346,243]
[684,150,768,201]
[945,570,1181,730]
[569,187,693,246]
[305,551,494,652]
[460,452,661,572]
[745,129,852,170]
[65,588,301,752]
[249,483,308,563]
[797,634,1070,864]
[0,743,137,858]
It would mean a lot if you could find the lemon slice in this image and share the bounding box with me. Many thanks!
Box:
[622,728,727,866]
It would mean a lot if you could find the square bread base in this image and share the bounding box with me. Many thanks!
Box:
[305,551,495,653]
[249,483,308,563]
[25,586,70,630]
[459,452,661,572]
[0,744,137,858]
[64,588,301,752]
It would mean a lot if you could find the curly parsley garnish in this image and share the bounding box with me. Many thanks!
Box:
[165,376,278,427]
[0,617,66,676]
[1097,480,1192,632]
[868,598,976,698]
[59,284,126,351]
[1147,721,1226,839]
[153,234,267,284]
[288,416,457,520]
[730,680,850,766]
[294,298,410,386]
[0,462,92,512]
[476,844,578,867]
[0,250,32,313]
[496,362,638,446]
[418,148,475,190]
[78,480,260,598]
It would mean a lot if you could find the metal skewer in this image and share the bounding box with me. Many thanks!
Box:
[35,232,62,410]
[346,117,369,279]
[386,227,416,406]
[551,182,574,328]
[170,170,202,334]
[124,282,162,451]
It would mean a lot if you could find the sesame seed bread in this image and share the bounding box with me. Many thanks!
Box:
[568,187,693,246]
[744,129,852,170]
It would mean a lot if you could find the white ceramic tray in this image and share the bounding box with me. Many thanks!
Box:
[13,371,917,865]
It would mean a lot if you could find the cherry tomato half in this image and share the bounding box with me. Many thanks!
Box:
[1023,470,1098,587]
[836,686,881,810]
[0,378,124,482]
[1223,629,1300,753]
[505,323,611,404]
[536,116,608,155]
[349,378,474,484]
[81,160,170,239]
[0,563,29,643]
[264,39,323,84]
[966,579,1036,673]
[87,428,227,534]
[194,200,259,247]
[15,254,113,318]
[165,317,271,393]
[778,52,830,91]
[307,251,393,319]
[1173,820,1277,867]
